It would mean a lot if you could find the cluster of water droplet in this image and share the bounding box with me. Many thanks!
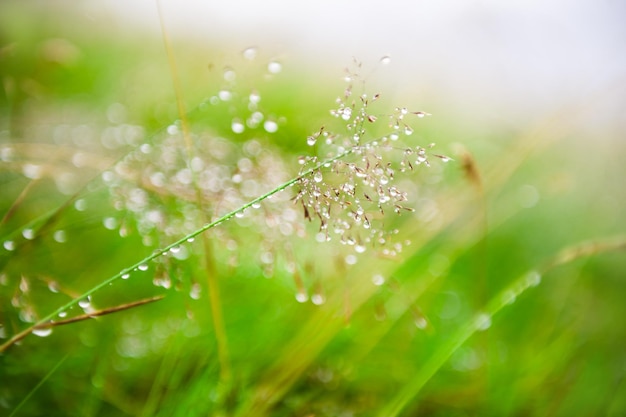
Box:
[0,102,146,201]
[294,57,450,256]
[95,50,314,291]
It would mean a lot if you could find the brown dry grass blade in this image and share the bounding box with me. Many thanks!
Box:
[0,295,165,353]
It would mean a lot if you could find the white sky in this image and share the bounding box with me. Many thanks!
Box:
[99,0,625,128]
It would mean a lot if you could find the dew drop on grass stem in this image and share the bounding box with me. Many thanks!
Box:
[33,327,53,337]
[414,317,428,329]
[526,271,541,287]
[295,292,308,303]
[475,313,492,331]
[78,296,91,309]
[311,293,325,305]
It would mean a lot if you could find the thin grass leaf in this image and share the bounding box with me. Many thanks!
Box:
[378,236,626,417]
[8,354,69,417]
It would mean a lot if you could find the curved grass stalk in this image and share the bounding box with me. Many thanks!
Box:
[378,235,626,417]
[0,146,356,354]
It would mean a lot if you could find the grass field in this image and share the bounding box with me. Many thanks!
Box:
[1,3,625,416]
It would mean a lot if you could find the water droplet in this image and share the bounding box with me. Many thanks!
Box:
[475,313,492,331]
[218,90,232,101]
[242,46,257,60]
[22,229,35,240]
[252,202,261,209]
[372,274,385,286]
[23,163,43,179]
[138,264,149,271]
[171,245,190,260]
[502,290,516,305]
[167,124,179,135]
[103,217,118,230]
[267,60,282,74]
[526,270,541,287]
[355,244,366,253]
[74,199,87,211]
[223,67,236,82]
[380,55,391,65]
[249,90,261,104]
[33,327,53,338]
[3,241,15,251]
[247,111,264,128]
[78,296,91,309]
[231,119,245,134]
[313,171,323,183]
[189,283,201,300]
[313,232,324,243]
[264,120,278,133]
[451,346,481,371]
[153,276,172,289]
[235,210,245,218]
[345,254,357,265]
[404,126,414,135]
[311,293,325,305]
[48,281,59,293]
[259,251,273,265]
[121,273,130,280]
[390,133,399,141]
[53,230,67,243]
[414,317,428,329]
[19,276,29,292]
[58,311,67,318]
[19,310,35,323]
[307,136,317,146]
[187,237,195,243]
[295,292,308,303]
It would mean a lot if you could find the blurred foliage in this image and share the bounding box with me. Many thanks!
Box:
[1,2,625,417]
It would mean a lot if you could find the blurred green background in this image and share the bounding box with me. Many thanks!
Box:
[1,1,625,416]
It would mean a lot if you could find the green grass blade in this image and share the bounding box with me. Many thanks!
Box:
[378,236,626,417]
[8,354,69,417]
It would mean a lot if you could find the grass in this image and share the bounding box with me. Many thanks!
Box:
[1,3,626,417]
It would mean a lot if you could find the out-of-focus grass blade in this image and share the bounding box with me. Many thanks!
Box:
[8,354,69,417]
[378,236,626,417]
